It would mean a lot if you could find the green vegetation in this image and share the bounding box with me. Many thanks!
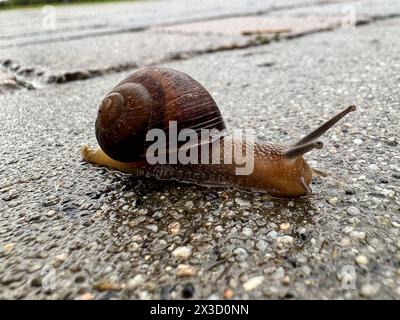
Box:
[0,0,130,10]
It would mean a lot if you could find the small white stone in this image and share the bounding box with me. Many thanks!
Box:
[277,235,294,247]
[353,138,363,145]
[340,238,351,247]
[355,255,368,265]
[279,222,291,231]
[368,164,379,172]
[242,227,253,237]
[267,231,278,239]
[347,207,360,216]
[233,247,248,261]
[146,224,158,233]
[392,221,400,228]
[256,239,268,251]
[46,210,56,217]
[184,201,194,209]
[328,197,339,205]
[139,291,150,299]
[382,189,395,198]
[342,226,354,234]
[243,276,264,291]
[350,231,366,240]
[172,246,192,259]
[54,253,67,262]
[361,283,380,298]
[235,198,250,207]
[127,274,146,289]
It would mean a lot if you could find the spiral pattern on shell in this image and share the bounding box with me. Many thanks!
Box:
[95,67,226,162]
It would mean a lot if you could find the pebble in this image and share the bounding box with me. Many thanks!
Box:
[367,164,379,172]
[328,197,339,205]
[184,201,194,209]
[46,210,56,217]
[392,221,400,228]
[127,274,146,289]
[76,293,94,300]
[168,222,181,235]
[255,239,268,251]
[353,138,363,145]
[139,291,150,299]
[28,264,42,273]
[267,231,278,239]
[340,238,351,247]
[347,207,361,216]
[360,283,380,298]
[172,246,192,259]
[355,255,369,265]
[224,289,234,299]
[235,198,250,207]
[135,208,148,215]
[281,276,290,285]
[279,222,291,231]
[233,247,248,261]
[342,226,354,234]
[350,231,366,241]
[3,243,15,253]
[93,280,122,291]
[243,276,264,291]
[146,224,158,233]
[53,253,67,267]
[276,235,294,247]
[176,264,196,278]
[242,227,253,237]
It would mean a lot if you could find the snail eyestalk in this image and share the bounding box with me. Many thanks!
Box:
[293,105,356,147]
[283,141,323,158]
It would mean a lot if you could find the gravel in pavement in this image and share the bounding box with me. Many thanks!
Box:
[0,11,399,300]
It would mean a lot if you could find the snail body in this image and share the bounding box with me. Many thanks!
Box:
[82,67,355,198]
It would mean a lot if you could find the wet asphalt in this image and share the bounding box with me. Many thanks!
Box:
[0,0,399,299]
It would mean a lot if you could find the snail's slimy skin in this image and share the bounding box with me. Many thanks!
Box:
[81,138,314,198]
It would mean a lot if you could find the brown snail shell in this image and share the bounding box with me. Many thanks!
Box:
[95,67,226,162]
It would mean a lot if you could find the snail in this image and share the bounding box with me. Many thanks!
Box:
[81,67,356,198]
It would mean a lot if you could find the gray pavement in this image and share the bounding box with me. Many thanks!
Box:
[0,0,400,300]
